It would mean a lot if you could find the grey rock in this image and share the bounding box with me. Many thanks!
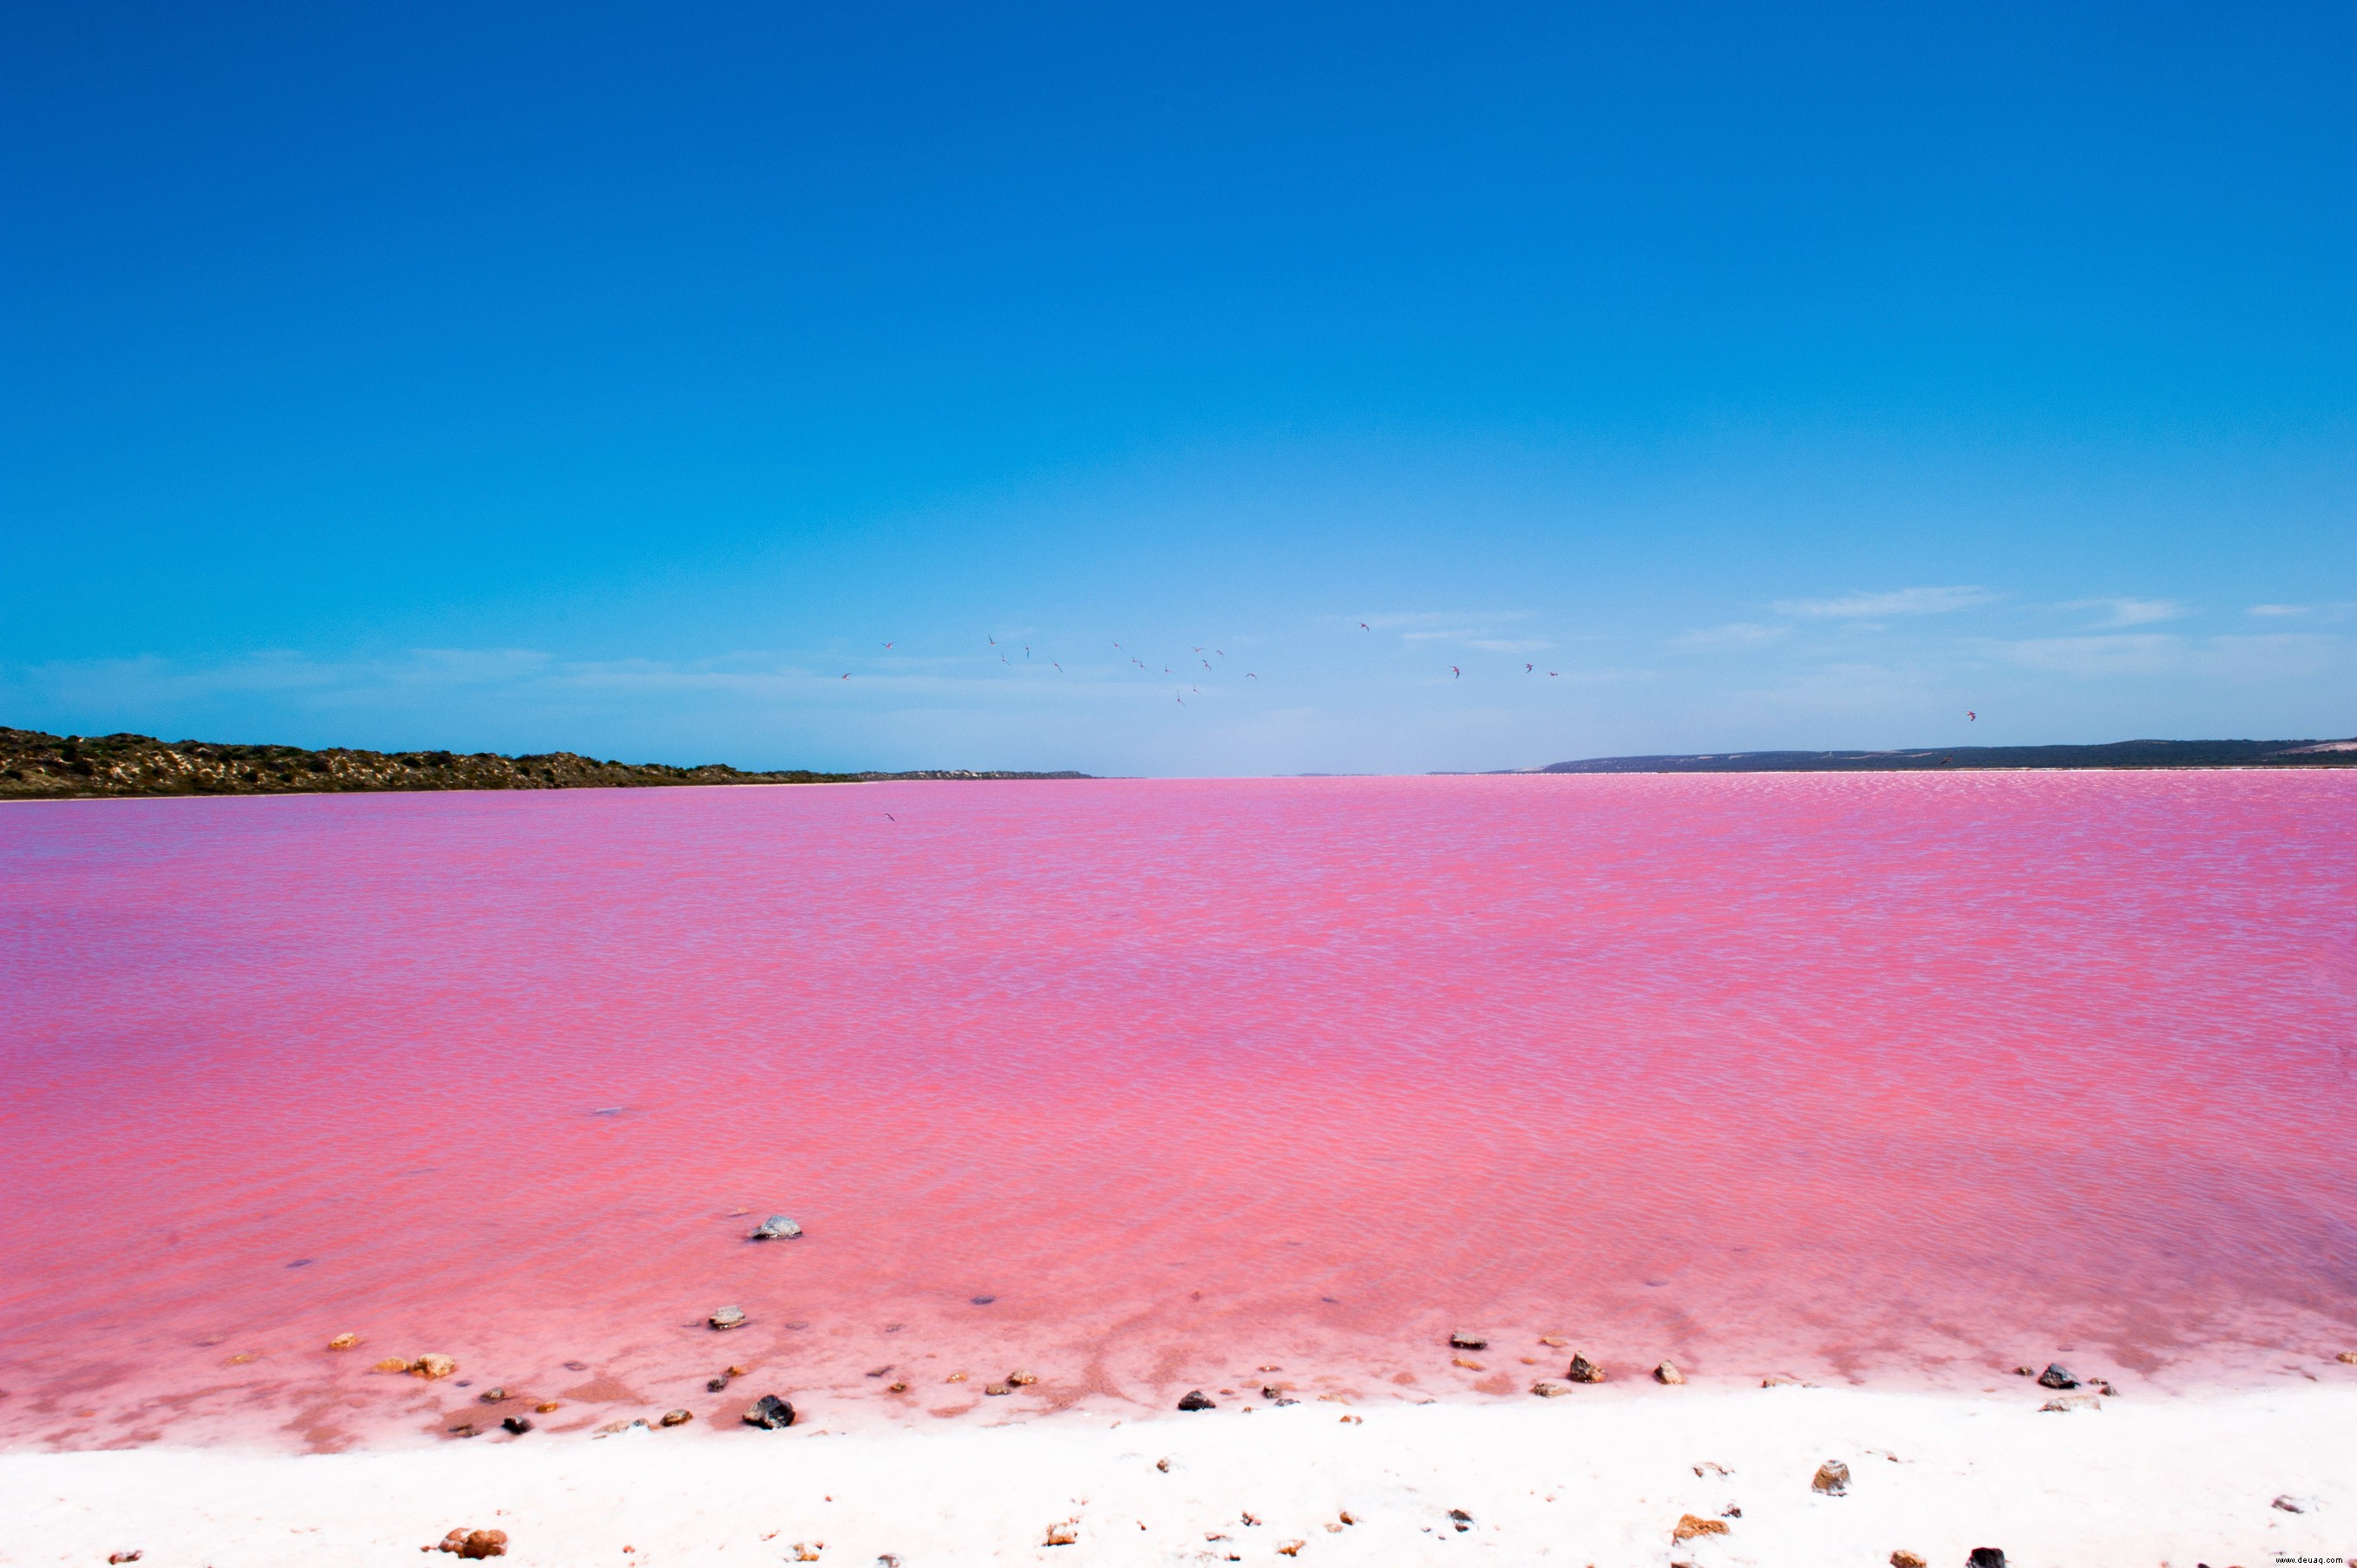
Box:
[501,1416,532,1434]
[1967,1550,2007,1568]
[1448,1330,1488,1350]
[742,1395,795,1429]
[2035,1363,2078,1389]
[750,1215,802,1241]
[709,1305,747,1330]
[1177,1390,1216,1411]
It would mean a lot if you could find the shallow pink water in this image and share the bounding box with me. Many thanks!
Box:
[3,773,2354,1450]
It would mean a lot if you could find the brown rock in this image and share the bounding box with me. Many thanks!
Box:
[1891,1552,1928,1568]
[1451,1356,1483,1370]
[477,1388,507,1404]
[1277,1541,1304,1557]
[1537,1336,1568,1347]
[1566,1355,1605,1383]
[887,1381,907,1392]
[2337,1350,2357,1364]
[225,1352,257,1366]
[984,1382,1012,1395]
[374,1357,414,1374]
[2039,1394,2100,1413]
[709,1306,747,1331]
[435,1529,507,1558]
[1044,1523,1078,1546]
[1529,1380,1569,1397]
[1654,1361,1685,1384]
[1449,1330,1488,1350]
[108,1554,141,1564]
[412,1354,457,1380]
[1812,1460,1851,1495]
[328,1334,359,1350]
[534,1401,560,1414]
[1672,1514,1729,1542]
[659,1408,693,1427]
[1007,1369,1038,1386]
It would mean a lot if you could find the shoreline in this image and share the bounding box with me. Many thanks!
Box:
[6,1384,2352,1565]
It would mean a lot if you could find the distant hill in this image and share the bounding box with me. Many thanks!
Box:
[0,727,1089,801]
[1535,737,2357,774]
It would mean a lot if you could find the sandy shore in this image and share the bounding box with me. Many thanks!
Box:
[5,1384,2352,1567]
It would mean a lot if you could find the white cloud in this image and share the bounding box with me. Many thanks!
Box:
[1672,622,1789,650]
[2057,597,2189,628]
[1987,632,2340,680]
[2248,604,2308,617]
[1772,585,1996,618]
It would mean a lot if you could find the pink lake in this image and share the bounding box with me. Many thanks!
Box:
[3,772,2354,1450]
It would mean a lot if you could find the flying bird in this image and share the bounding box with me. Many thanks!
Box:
[1359,622,1370,630]
[1967,710,1977,721]
[1524,663,1534,673]
[1450,665,1460,678]
[841,673,850,679]
[1053,662,1063,672]
[1548,670,1560,677]
[882,642,894,650]
[1246,672,1258,678]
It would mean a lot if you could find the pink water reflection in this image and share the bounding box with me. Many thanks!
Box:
[3,773,2353,1449]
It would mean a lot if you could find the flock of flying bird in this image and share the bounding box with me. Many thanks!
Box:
[842,630,1983,724]
[837,621,1580,702]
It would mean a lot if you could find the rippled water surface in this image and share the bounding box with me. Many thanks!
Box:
[4,774,2354,1448]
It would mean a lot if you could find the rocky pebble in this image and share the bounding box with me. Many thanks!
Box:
[327,1334,358,1350]
[1177,1390,1216,1411]
[2035,1363,2078,1389]
[1967,1550,2007,1568]
[742,1395,795,1429]
[1529,1380,1569,1397]
[1811,1460,1851,1495]
[435,1530,508,1559]
[1566,1355,1606,1383]
[659,1408,693,1427]
[1449,1330,1488,1350]
[2040,1394,2101,1413]
[1653,1361,1685,1384]
[1889,1552,1926,1568]
[750,1215,802,1240]
[2338,1350,2357,1364]
[1671,1514,1728,1543]
[501,1417,533,1434]
[413,1355,457,1380]
[709,1306,747,1330]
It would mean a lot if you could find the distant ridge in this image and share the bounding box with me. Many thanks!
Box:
[1533,737,2357,774]
[0,727,1089,801]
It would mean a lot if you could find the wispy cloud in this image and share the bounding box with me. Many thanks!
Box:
[2057,597,2188,628]
[1772,585,1996,618]
[1672,622,1789,650]
[1987,632,2340,679]
[2249,604,2308,617]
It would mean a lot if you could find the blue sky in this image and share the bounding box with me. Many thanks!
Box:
[3,2,2352,774]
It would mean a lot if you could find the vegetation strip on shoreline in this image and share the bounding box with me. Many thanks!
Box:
[0,728,1088,801]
